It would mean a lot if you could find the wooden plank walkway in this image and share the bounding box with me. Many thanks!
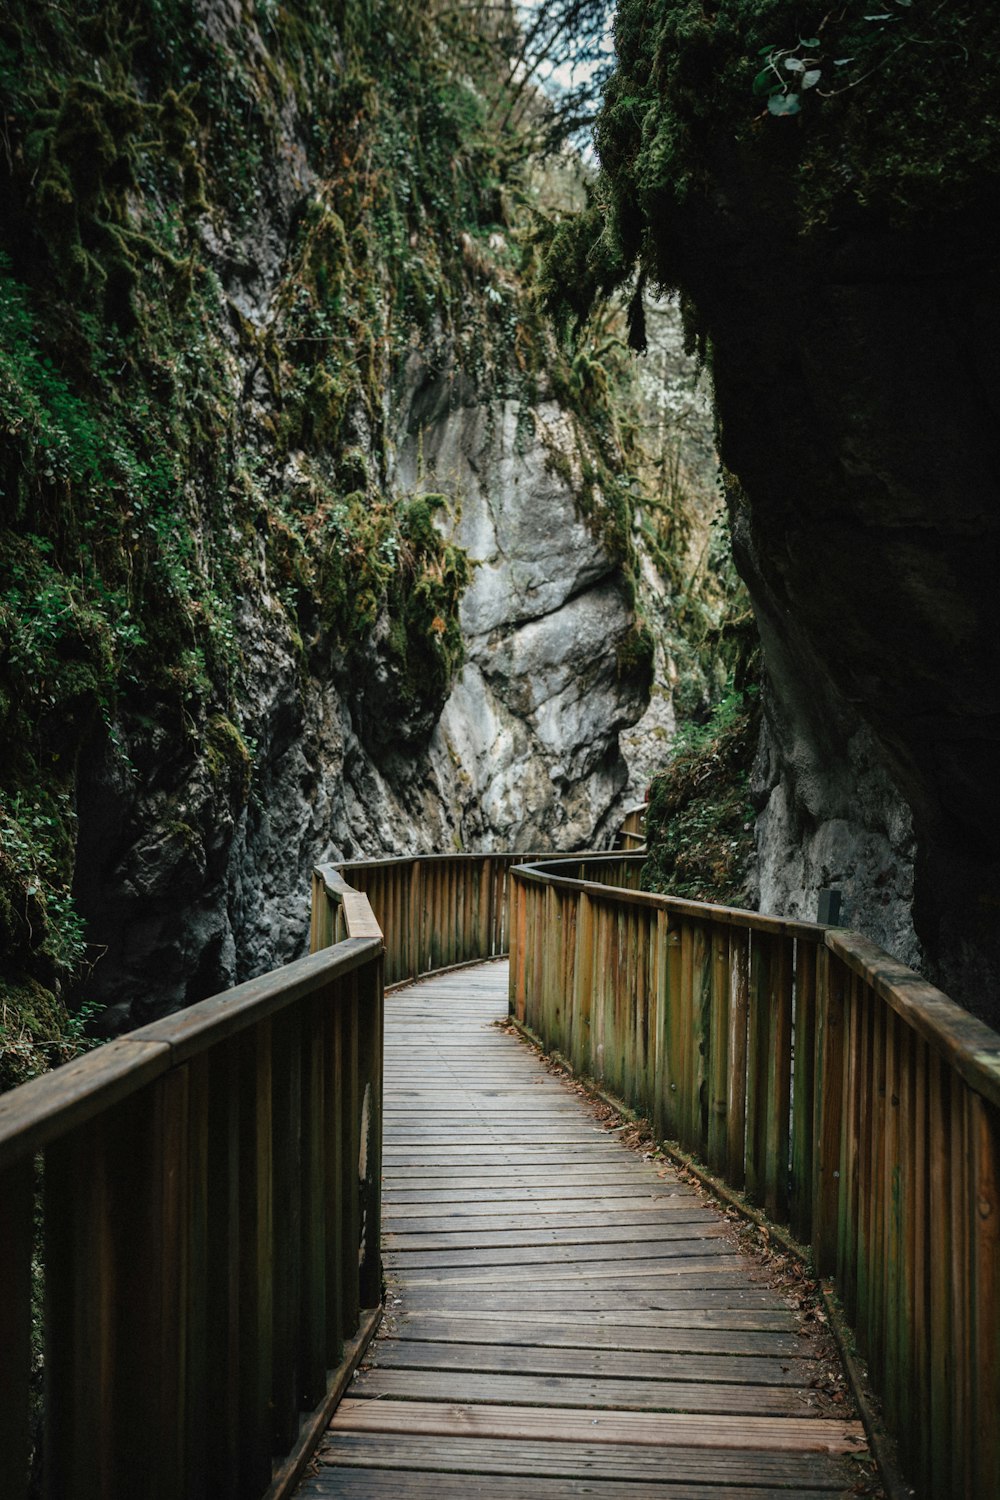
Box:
[298,961,875,1498]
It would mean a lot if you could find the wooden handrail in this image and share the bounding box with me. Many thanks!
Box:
[0,897,385,1500]
[617,802,647,849]
[509,854,1000,1499]
[8,833,995,1500]
[311,849,615,983]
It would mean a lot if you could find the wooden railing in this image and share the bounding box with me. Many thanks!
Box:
[509,855,1000,1499]
[617,802,647,849]
[0,898,384,1500]
[311,850,633,987]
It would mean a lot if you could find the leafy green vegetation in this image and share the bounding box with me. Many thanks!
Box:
[641,683,759,906]
[0,0,670,1082]
[544,1,999,337]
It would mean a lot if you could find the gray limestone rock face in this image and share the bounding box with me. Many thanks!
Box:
[393,359,649,852]
[75,349,653,1027]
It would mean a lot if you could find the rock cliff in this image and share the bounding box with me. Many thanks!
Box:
[0,0,656,1039]
[579,0,1000,1020]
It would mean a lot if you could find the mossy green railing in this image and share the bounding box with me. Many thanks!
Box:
[0,898,384,1500]
[509,854,1000,1500]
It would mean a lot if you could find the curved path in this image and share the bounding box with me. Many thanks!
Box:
[297,961,873,1498]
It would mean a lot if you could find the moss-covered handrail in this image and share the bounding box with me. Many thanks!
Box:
[509,854,1000,1498]
[0,897,385,1500]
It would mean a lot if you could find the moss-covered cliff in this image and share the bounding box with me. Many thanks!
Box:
[563,0,1000,1020]
[0,0,665,1071]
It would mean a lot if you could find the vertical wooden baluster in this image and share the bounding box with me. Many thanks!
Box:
[968,1090,1000,1498]
[790,940,817,1243]
[465,856,475,963]
[183,1054,211,1500]
[706,925,731,1176]
[883,1013,906,1446]
[875,994,891,1384]
[147,1067,190,1500]
[341,973,361,1338]
[639,909,656,1108]
[358,956,384,1311]
[325,985,344,1365]
[853,983,873,1365]
[837,973,862,1322]
[949,1075,969,1498]
[44,1114,114,1500]
[271,1006,302,1455]
[237,1022,274,1497]
[926,1050,951,1494]
[652,910,668,1142]
[589,899,605,1087]
[812,946,845,1276]
[913,1036,931,1482]
[676,919,694,1153]
[727,927,750,1190]
[745,931,769,1207]
[614,904,628,1099]
[478,859,490,961]
[692,922,712,1154]
[0,1158,34,1500]
[618,905,632,1101]
[763,936,792,1224]
[661,919,683,1142]
[300,993,328,1411]
[449,860,459,966]
[203,1041,242,1500]
[563,894,578,1067]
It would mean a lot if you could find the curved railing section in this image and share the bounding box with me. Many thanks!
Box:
[509,854,1000,1500]
[0,896,385,1500]
[617,802,647,849]
[311,851,642,985]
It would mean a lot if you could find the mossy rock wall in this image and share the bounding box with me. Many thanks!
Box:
[0,0,660,1046]
[583,0,1000,1020]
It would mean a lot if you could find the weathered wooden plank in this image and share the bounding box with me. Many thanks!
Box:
[330,1399,866,1453]
[311,1430,857,1488]
[387,1216,728,1248]
[305,1466,845,1499]
[392,1296,797,1326]
[349,1368,817,1416]
[390,1315,812,1357]
[384,1211,722,1241]
[372,1339,819,1386]
[383,1233,733,1270]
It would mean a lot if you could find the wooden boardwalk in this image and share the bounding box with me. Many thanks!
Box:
[298,961,873,1499]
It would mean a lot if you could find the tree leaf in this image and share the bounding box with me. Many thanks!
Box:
[799,37,821,47]
[802,69,822,88]
[785,57,805,71]
[753,67,776,94]
[768,92,801,115]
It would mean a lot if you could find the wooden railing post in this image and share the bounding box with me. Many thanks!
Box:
[0,1157,32,1500]
[357,953,383,1310]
